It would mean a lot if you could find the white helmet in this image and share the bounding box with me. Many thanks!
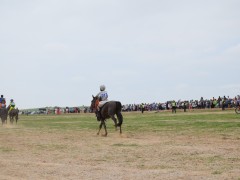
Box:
[100,85,106,91]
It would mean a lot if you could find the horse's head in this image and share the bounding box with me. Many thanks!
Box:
[90,95,99,112]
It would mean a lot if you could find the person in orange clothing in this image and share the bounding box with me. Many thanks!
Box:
[0,95,6,108]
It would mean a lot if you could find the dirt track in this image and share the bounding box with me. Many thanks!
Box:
[0,124,240,180]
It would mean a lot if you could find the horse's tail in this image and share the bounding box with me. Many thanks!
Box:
[116,102,123,127]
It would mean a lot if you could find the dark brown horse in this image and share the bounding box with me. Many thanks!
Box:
[91,95,123,136]
[0,107,8,125]
[7,106,19,124]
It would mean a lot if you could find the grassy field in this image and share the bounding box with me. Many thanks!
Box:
[0,109,240,179]
[18,109,240,136]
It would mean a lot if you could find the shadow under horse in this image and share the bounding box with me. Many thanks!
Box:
[91,96,123,136]
[0,108,8,125]
[7,106,19,124]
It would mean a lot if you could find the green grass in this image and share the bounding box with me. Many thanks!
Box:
[112,143,140,147]
[19,114,97,131]
[10,109,240,137]
[212,170,222,175]
[0,146,16,152]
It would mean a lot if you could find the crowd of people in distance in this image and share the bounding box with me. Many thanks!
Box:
[122,95,240,113]
[20,93,240,115]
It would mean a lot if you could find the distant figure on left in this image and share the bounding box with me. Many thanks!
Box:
[0,95,6,109]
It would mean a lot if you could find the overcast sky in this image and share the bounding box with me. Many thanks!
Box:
[0,0,240,109]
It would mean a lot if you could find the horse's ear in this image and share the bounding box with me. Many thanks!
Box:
[92,95,94,98]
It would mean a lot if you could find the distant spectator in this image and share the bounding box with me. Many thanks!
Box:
[166,102,169,110]
[189,101,192,110]
[222,99,225,111]
[172,100,176,113]
[140,103,145,114]
[183,102,187,112]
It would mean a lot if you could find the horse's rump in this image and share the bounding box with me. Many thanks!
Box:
[9,108,19,117]
[101,101,123,126]
[8,108,19,124]
[101,101,122,113]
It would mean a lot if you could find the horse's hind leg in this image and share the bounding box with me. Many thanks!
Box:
[116,112,123,134]
[110,115,118,130]
[16,114,19,124]
[10,117,13,124]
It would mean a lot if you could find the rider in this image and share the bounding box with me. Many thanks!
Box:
[96,85,108,119]
[0,95,6,109]
[9,99,16,112]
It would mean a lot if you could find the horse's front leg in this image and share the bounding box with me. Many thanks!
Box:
[103,121,108,136]
[97,121,103,135]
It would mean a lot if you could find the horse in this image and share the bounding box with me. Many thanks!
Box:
[91,95,123,136]
[7,106,19,124]
[0,107,8,125]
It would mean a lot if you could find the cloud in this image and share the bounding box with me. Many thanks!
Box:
[220,84,240,90]
[70,76,87,83]
[225,44,240,54]
[44,43,67,52]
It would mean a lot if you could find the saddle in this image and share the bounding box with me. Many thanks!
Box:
[98,100,109,108]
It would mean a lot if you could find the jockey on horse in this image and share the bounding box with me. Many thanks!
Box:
[91,85,123,135]
[9,99,16,113]
[95,85,108,120]
[7,99,19,124]
[0,95,8,125]
[0,95,6,109]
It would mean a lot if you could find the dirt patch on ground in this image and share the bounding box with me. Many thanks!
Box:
[0,125,239,180]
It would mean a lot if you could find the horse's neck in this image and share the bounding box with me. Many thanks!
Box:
[95,99,100,107]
